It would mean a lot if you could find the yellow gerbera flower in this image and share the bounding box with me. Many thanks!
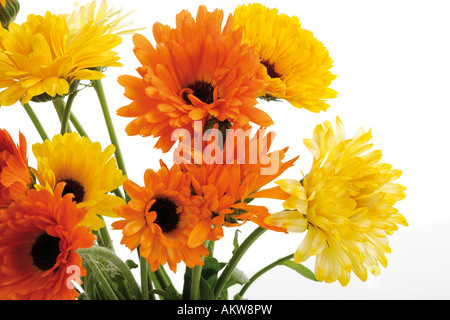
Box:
[0,11,122,106]
[265,117,407,286]
[234,3,337,112]
[31,132,127,230]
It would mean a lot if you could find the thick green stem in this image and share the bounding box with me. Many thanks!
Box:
[78,246,142,300]
[23,103,49,141]
[69,112,89,138]
[60,90,78,135]
[190,240,209,300]
[148,289,166,298]
[238,253,294,298]
[154,267,172,290]
[190,264,203,300]
[213,227,267,299]
[140,255,149,300]
[92,80,127,177]
[52,98,64,122]
[98,217,115,252]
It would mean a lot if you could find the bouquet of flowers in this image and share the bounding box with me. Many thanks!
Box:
[0,0,407,300]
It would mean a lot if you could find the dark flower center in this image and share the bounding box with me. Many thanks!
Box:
[30,233,61,271]
[182,81,215,105]
[150,197,179,234]
[261,60,281,79]
[60,179,85,203]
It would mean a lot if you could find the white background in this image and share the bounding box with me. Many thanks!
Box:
[1,0,449,299]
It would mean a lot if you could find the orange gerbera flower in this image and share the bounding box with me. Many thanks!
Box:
[117,5,273,153]
[175,126,298,248]
[0,129,31,207]
[0,183,96,300]
[111,161,208,272]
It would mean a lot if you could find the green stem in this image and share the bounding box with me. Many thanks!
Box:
[140,255,149,300]
[92,79,128,178]
[190,240,209,300]
[98,218,114,252]
[78,246,142,300]
[207,240,215,259]
[190,264,203,300]
[23,103,49,141]
[69,112,89,138]
[52,98,64,122]
[154,267,172,290]
[61,90,78,135]
[213,227,267,299]
[238,253,294,299]
[148,289,166,297]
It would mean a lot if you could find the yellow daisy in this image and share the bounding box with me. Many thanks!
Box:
[0,11,122,106]
[233,3,337,112]
[31,132,127,230]
[265,117,407,286]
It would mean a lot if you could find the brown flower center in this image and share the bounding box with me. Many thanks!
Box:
[60,179,85,203]
[261,59,281,79]
[182,81,215,105]
[150,197,179,234]
[30,233,61,271]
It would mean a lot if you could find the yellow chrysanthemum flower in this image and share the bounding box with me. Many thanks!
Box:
[265,117,407,286]
[234,3,337,112]
[31,132,127,230]
[65,0,142,37]
[0,10,122,106]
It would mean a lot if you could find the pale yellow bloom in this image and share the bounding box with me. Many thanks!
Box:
[65,0,143,36]
[265,117,407,286]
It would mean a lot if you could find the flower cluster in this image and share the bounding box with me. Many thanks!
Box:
[0,1,407,300]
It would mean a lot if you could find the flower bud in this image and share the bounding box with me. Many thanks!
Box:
[0,0,20,30]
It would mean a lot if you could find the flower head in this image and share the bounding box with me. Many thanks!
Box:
[0,128,31,207]
[117,5,273,152]
[234,3,337,112]
[32,132,126,230]
[265,117,407,285]
[0,11,122,106]
[0,183,96,300]
[112,161,208,272]
[176,126,298,248]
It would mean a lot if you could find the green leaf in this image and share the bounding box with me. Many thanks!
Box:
[199,278,214,300]
[125,259,139,269]
[282,261,317,281]
[164,284,180,300]
[202,258,220,288]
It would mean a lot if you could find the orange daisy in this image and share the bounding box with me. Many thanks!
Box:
[0,129,31,208]
[111,161,208,273]
[117,5,273,153]
[0,183,96,300]
[176,126,298,248]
